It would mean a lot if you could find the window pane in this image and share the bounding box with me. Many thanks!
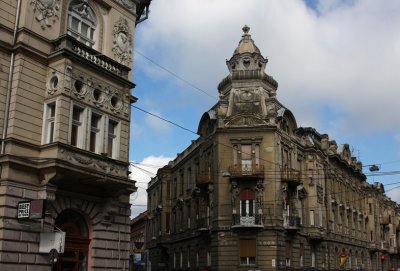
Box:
[90,131,96,152]
[91,114,99,128]
[81,23,89,37]
[72,17,79,31]
[49,104,55,118]
[71,125,78,146]
[48,122,54,143]
[241,145,252,160]
[249,200,254,216]
[73,107,82,121]
[107,137,113,157]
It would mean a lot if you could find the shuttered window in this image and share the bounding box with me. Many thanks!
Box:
[240,239,256,257]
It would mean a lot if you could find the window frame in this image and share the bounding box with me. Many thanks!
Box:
[239,239,256,266]
[107,118,120,159]
[70,104,86,148]
[43,101,56,144]
[89,111,104,153]
[67,1,97,47]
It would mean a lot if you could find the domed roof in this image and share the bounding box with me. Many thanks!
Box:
[233,25,261,55]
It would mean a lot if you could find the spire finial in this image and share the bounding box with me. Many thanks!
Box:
[242,25,250,34]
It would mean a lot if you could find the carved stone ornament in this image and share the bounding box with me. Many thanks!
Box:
[112,18,133,66]
[59,147,126,177]
[225,114,267,127]
[114,0,135,10]
[30,0,60,29]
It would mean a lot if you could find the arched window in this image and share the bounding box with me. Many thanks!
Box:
[67,0,97,47]
[240,188,255,225]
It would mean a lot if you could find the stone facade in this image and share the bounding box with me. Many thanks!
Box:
[146,26,400,271]
[0,0,150,270]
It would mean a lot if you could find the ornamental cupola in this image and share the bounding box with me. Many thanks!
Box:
[228,25,265,72]
[216,26,280,127]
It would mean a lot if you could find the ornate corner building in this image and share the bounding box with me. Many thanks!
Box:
[146,26,400,271]
[0,0,150,270]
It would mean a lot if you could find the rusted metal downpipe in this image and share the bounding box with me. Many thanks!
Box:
[1,0,22,155]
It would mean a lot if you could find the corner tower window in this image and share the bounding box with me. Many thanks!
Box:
[240,188,255,225]
[68,1,97,47]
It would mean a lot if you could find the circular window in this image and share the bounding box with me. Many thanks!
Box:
[74,80,84,93]
[49,75,58,89]
[110,95,120,108]
[93,88,102,101]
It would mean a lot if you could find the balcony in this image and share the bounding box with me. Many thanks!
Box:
[307,226,326,241]
[232,214,263,228]
[51,35,131,80]
[368,242,378,251]
[283,215,301,230]
[381,241,390,250]
[281,167,302,186]
[228,164,264,179]
[196,217,211,232]
[196,172,213,186]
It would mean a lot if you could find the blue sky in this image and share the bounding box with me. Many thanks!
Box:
[129,0,400,216]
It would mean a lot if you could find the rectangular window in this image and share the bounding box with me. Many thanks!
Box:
[45,102,56,144]
[89,113,102,153]
[299,243,304,267]
[166,180,171,200]
[107,119,118,158]
[310,210,315,226]
[241,145,252,171]
[207,251,211,266]
[166,212,170,233]
[187,205,191,229]
[240,239,256,265]
[311,251,315,267]
[285,241,292,266]
[187,249,190,268]
[71,106,84,147]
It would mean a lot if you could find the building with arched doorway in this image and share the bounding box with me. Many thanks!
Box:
[146,26,400,271]
[0,0,151,270]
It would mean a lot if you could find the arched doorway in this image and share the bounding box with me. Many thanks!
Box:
[54,209,90,271]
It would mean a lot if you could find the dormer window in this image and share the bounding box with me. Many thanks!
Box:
[68,0,97,47]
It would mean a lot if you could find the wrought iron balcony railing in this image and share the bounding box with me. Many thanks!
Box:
[281,167,302,185]
[228,164,264,179]
[195,172,213,186]
[232,214,263,228]
[283,214,301,230]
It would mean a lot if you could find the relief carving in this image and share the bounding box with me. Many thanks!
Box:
[114,0,135,10]
[225,114,267,127]
[30,0,60,29]
[112,18,133,66]
[59,148,125,176]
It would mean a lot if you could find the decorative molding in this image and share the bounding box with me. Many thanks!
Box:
[59,147,126,177]
[114,0,135,10]
[112,18,133,66]
[30,0,61,29]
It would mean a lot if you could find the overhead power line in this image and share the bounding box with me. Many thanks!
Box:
[134,49,218,100]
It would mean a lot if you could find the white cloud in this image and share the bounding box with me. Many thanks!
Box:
[137,0,400,136]
[386,189,400,203]
[129,155,174,218]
